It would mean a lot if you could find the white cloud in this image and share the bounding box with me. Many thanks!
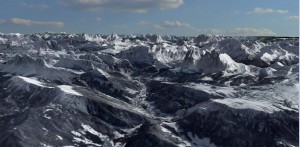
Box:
[225,28,276,36]
[250,7,288,14]
[159,20,200,31]
[202,28,224,35]
[163,20,192,28]
[20,2,48,9]
[152,25,276,36]
[96,17,101,22]
[196,28,276,36]
[287,16,299,20]
[136,20,151,26]
[153,24,165,30]
[0,18,64,27]
[59,0,184,13]
[147,20,276,36]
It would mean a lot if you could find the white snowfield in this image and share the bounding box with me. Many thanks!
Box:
[8,76,54,90]
[57,85,83,96]
[18,76,48,87]
[213,98,280,113]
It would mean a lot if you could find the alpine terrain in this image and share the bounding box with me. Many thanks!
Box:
[0,32,298,147]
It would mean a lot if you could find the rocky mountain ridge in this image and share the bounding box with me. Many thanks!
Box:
[0,33,298,147]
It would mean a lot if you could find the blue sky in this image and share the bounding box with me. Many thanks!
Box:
[0,0,298,36]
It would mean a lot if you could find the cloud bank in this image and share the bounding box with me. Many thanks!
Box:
[151,20,276,36]
[0,18,64,27]
[59,0,184,13]
[225,28,276,36]
[153,20,199,31]
[250,7,288,14]
[287,16,299,20]
[20,2,48,9]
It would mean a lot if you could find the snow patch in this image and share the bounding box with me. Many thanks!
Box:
[56,135,63,140]
[73,137,102,147]
[187,132,217,147]
[43,114,51,119]
[71,131,81,137]
[81,124,108,139]
[18,76,49,88]
[58,85,82,96]
[71,124,115,147]
[96,68,110,78]
[160,125,192,147]
[185,82,236,97]
[125,88,138,95]
[213,98,280,113]
[40,143,53,147]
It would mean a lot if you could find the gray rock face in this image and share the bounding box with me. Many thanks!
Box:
[0,33,298,147]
